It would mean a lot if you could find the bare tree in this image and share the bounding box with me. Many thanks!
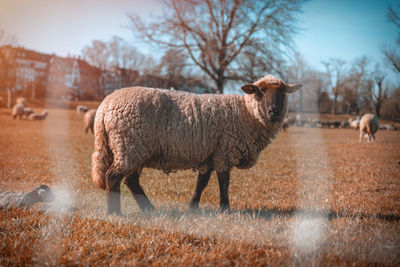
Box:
[0,29,17,46]
[341,56,370,114]
[81,40,111,70]
[286,52,308,112]
[307,69,329,113]
[108,36,149,71]
[382,5,400,74]
[367,67,388,118]
[129,0,305,94]
[322,58,346,114]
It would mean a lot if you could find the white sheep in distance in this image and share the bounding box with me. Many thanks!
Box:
[76,105,88,114]
[282,117,290,132]
[359,113,379,143]
[28,110,48,120]
[23,107,34,117]
[349,116,360,130]
[16,97,27,106]
[91,75,302,215]
[84,109,97,134]
[12,103,25,119]
[0,185,55,209]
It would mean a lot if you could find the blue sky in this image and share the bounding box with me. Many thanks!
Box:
[0,0,399,82]
[296,0,399,75]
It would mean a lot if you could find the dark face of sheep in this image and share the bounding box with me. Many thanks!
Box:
[242,80,302,122]
[36,184,55,202]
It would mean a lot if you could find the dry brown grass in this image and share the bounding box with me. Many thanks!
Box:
[0,105,399,266]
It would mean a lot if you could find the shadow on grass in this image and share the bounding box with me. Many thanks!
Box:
[145,206,400,222]
[229,208,400,222]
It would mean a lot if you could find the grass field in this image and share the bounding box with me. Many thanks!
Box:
[0,105,399,266]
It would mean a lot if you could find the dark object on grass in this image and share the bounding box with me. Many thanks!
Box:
[0,185,55,209]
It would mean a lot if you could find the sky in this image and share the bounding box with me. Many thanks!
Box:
[0,0,399,82]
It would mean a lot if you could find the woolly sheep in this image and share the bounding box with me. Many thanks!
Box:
[349,117,360,130]
[91,75,302,215]
[84,109,97,134]
[0,185,55,209]
[340,119,350,128]
[23,107,34,117]
[28,110,48,120]
[12,103,25,119]
[16,97,27,106]
[359,113,379,143]
[76,105,88,114]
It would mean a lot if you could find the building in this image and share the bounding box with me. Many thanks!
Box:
[0,45,51,99]
[0,45,210,102]
[47,56,102,100]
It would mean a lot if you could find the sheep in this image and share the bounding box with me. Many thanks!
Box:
[12,105,35,120]
[23,107,34,117]
[76,105,88,114]
[340,119,350,128]
[91,74,302,215]
[12,103,25,119]
[84,109,97,134]
[282,117,290,132]
[0,185,55,209]
[16,97,27,106]
[359,113,379,143]
[349,117,360,130]
[28,110,48,120]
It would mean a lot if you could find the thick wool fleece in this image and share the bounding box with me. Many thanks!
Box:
[12,104,25,119]
[92,77,288,190]
[360,113,379,138]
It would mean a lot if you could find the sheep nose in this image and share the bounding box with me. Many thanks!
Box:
[267,106,278,117]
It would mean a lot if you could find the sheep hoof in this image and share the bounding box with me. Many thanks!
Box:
[219,204,230,213]
[189,199,200,209]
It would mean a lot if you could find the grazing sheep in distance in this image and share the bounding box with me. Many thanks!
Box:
[92,75,302,215]
[0,185,55,209]
[341,119,350,128]
[28,110,48,120]
[282,117,290,132]
[16,97,27,106]
[349,117,360,130]
[23,107,34,117]
[84,109,97,134]
[359,113,379,143]
[76,105,88,114]
[379,124,398,131]
[12,103,25,119]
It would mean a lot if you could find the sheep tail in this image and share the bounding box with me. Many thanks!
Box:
[91,110,112,190]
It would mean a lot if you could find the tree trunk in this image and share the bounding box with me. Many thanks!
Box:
[7,87,12,108]
[375,102,381,118]
[331,93,338,114]
[215,75,224,94]
[31,84,36,99]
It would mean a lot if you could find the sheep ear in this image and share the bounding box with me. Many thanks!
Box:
[241,84,260,95]
[285,83,302,93]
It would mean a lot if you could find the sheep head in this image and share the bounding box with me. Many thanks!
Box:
[36,184,55,202]
[242,75,302,122]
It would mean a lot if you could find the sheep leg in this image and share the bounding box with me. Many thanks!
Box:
[124,172,154,211]
[217,171,230,211]
[189,169,213,209]
[105,169,124,215]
